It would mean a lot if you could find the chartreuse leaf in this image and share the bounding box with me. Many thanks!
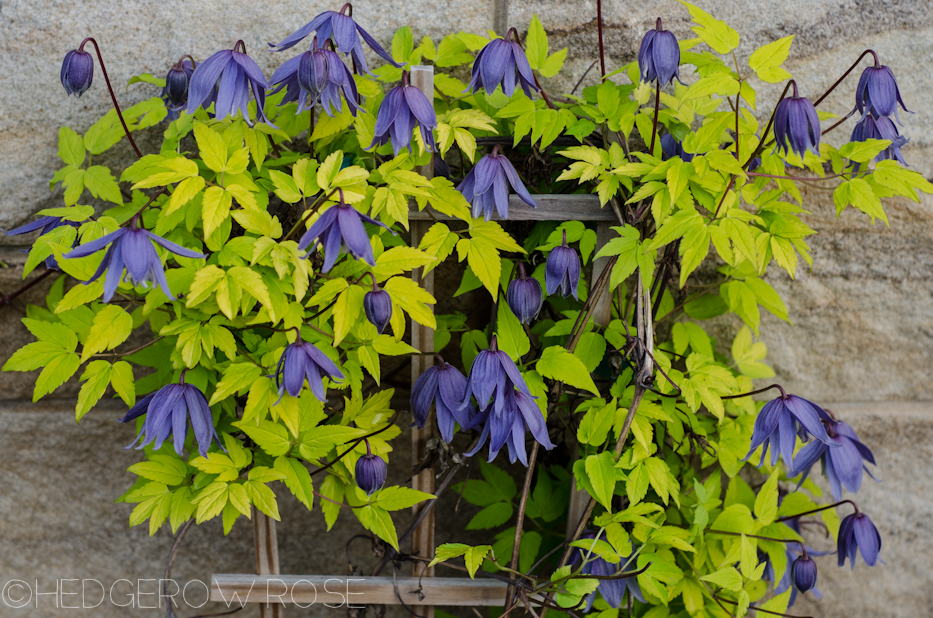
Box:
[700,566,743,591]
[274,456,315,511]
[82,305,133,361]
[584,452,616,509]
[754,468,780,526]
[429,544,493,579]
[595,225,656,289]
[58,126,86,166]
[76,360,113,420]
[496,301,530,361]
[373,486,435,511]
[679,1,740,54]
[384,276,436,328]
[748,36,794,83]
[536,346,599,395]
[356,504,399,550]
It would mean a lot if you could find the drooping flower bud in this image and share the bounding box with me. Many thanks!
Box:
[773,83,821,157]
[545,230,581,299]
[855,62,910,121]
[507,263,543,324]
[837,511,882,568]
[638,18,681,86]
[61,49,94,97]
[791,554,818,593]
[364,286,393,334]
[164,58,195,110]
[355,441,387,496]
[297,45,330,100]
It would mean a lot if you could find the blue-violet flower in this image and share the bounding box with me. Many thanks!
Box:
[297,197,390,272]
[186,42,271,125]
[745,391,835,468]
[790,418,877,500]
[272,339,345,403]
[506,263,543,324]
[773,83,821,157]
[464,34,538,97]
[370,70,436,156]
[355,441,387,496]
[61,48,94,97]
[638,19,681,86]
[457,146,536,220]
[545,230,581,299]
[855,62,910,121]
[119,381,223,457]
[4,216,79,270]
[411,358,475,443]
[837,511,882,569]
[269,39,362,117]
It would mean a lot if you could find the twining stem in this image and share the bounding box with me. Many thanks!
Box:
[716,595,814,618]
[309,412,401,477]
[507,441,541,603]
[812,49,878,108]
[707,529,805,554]
[721,383,787,400]
[776,500,859,522]
[78,38,142,159]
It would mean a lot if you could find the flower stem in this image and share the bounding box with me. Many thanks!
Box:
[309,412,401,477]
[715,595,814,618]
[596,0,606,78]
[507,441,540,606]
[721,383,787,400]
[649,80,661,154]
[812,49,877,107]
[776,500,859,522]
[707,529,805,554]
[78,37,142,159]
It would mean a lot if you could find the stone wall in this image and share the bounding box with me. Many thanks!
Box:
[0,0,931,617]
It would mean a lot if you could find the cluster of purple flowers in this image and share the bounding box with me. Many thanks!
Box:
[849,58,910,165]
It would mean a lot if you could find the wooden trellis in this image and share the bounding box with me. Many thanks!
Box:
[211,62,616,615]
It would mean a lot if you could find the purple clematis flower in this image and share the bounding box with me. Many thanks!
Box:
[790,419,877,500]
[638,19,682,86]
[570,532,645,610]
[849,114,908,167]
[370,71,436,156]
[355,440,387,496]
[838,511,882,569]
[410,358,475,443]
[744,391,835,468]
[855,62,910,122]
[61,48,94,97]
[297,197,390,272]
[460,336,554,464]
[773,83,821,157]
[269,39,362,117]
[545,230,581,299]
[506,263,543,324]
[268,7,402,76]
[660,133,694,162]
[186,42,271,125]
[119,381,223,457]
[4,216,79,270]
[457,146,536,220]
[62,225,205,303]
[363,285,392,334]
[464,34,538,98]
[272,339,345,403]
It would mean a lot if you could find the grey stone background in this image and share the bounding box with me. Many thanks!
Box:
[0,0,931,616]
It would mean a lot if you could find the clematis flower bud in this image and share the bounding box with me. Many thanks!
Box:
[507,263,543,324]
[61,49,94,97]
[164,58,195,110]
[837,511,882,568]
[545,230,581,299]
[792,554,818,593]
[355,441,387,496]
[638,18,681,86]
[855,62,910,121]
[363,285,392,334]
[773,83,821,157]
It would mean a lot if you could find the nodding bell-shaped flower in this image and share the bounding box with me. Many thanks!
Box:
[790,418,877,500]
[457,146,536,221]
[61,48,94,97]
[570,532,645,610]
[638,19,681,86]
[791,554,818,593]
[410,358,474,443]
[363,284,392,334]
[355,441,387,496]
[837,511,882,569]
[849,114,908,167]
[4,216,79,270]
[460,336,554,465]
[855,61,910,121]
[119,380,223,458]
[369,70,436,156]
[744,391,835,468]
[507,263,543,324]
[164,58,195,111]
[464,34,538,98]
[62,224,205,303]
[297,196,391,272]
[773,83,821,157]
[660,133,694,162]
[269,6,403,76]
[545,230,581,299]
[186,42,271,125]
[272,338,345,403]
[269,38,362,117]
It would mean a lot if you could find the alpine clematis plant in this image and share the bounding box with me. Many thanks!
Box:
[62,224,205,303]
[464,31,538,97]
[186,42,270,124]
[7,1,923,609]
[272,337,345,402]
[369,70,436,155]
[457,145,536,220]
[268,5,403,75]
[119,380,223,458]
[61,48,94,97]
[269,38,362,117]
[410,359,474,443]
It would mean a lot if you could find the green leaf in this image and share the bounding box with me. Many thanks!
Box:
[356,504,399,550]
[748,36,794,83]
[82,305,133,361]
[754,468,780,526]
[245,479,280,520]
[679,1,740,54]
[536,346,599,395]
[58,127,86,166]
[525,15,549,70]
[374,486,435,511]
[234,419,292,457]
[577,398,615,446]
[496,301,530,362]
[833,178,887,224]
[210,362,263,405]
[700,566,743,592]
[384,276,436,328]
[193,121,228,173]
[584,452,616,509]
[84,166,124,206]
[76,360,112,420]
[466,502,513,530]
[129,455,188,486]
[274,456,315,511]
